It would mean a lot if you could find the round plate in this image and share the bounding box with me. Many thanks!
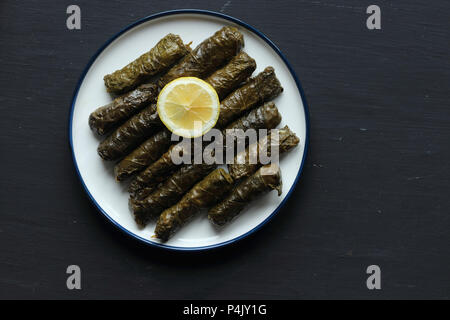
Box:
[69,9,310,251]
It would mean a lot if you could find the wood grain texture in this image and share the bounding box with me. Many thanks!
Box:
[0,0,449,299]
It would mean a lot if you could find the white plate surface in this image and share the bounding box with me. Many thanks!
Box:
[70,10,309,250]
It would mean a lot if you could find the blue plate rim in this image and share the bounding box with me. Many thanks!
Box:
[68,9,311,251]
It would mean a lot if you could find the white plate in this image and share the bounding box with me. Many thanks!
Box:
[69,10,310,251]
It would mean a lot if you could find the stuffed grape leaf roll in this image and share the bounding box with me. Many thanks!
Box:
[97,104,162,160]
[89,83,159,135]
[131,163,216,226]
[224,101,281,133]
[208,164,282,226]
[215,67,283,128]
[114,129,173,181]
[104,34,190,94]
[205,51,256,99]
[228,125,299,180]
[155,168,234,241]
[223,102,282,154]
[158,26,244,88]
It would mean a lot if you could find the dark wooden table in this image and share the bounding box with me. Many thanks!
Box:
[1,0,449,299]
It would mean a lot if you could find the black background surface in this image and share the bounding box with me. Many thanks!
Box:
[0,0,449,299]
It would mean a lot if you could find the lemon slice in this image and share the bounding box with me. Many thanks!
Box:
[157,77,220,138]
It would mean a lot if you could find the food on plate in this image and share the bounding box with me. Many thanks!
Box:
[228,125,299,180]
[157,77,220,138]
[97,104,162,160]
[158,26,244,88]
[155,168,234,241]
[215,67,283,128]
[205,51,256,99]
[131,163,216,226]
[114,129,172,181]
[89,83,159,135]
[208,164,282,226]
[84,25,304,245]
[104,34,190,94]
